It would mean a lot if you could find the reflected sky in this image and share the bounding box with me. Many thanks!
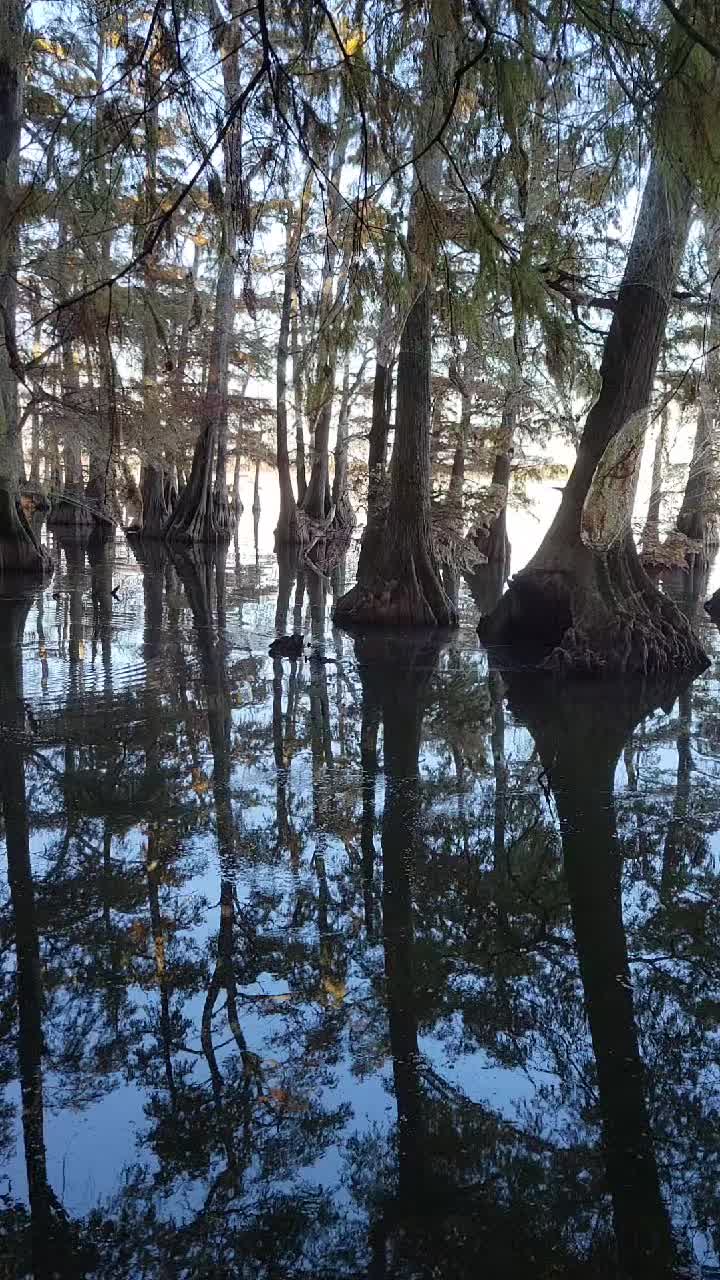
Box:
[1,517,720,1278]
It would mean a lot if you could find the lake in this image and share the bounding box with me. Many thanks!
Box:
[1,515,719,1279]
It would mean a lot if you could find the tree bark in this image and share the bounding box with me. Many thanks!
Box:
[479,156,706,677]
[669,396,717,573]
[641,402,668,558]
[291,300,307,502]
[335,288,457,625]
[48,222,92,528]
[139,47,168,538]
[331,351,355,529]
[165,0,239,543]
[275,208,301,543]
[300,98,351,522]
[368,358,392,516]
[334,0,461,627]
[0,0,52,573]
[670,214,720,567]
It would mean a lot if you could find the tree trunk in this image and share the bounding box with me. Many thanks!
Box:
[252,456,260,516]
[368,358,392,516]
[641,402,668,558]
[668,400,716,571]
[334,0,460,627]
[165,0,239,543]
[138,52,168,539]
[292,301,307,502]
[301,98,351,522]
[447,392,468,509]
[276,211,300,544]
[670,214,720,567]
[469,446,512,594]
[28,291,42,485]
[49,230,92,528]
[84,16,117,517]
[229,369,248,515]
[174,240,202,415]
[479,156,706,677]
[0,0,52,573]
[165,244,235,541]
[335,287,456,626]
[331,351,355,529]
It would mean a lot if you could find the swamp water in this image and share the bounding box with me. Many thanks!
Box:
[1,521,720,1278]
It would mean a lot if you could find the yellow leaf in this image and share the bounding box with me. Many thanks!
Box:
[34,37,67,60]
[338,17,364,57]
[321,976,346,1005]
[345,28,364,56]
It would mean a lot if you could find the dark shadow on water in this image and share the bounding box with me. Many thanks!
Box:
[502,668,696,1280]
[1,541,719,1277]
[0,595,94,1277]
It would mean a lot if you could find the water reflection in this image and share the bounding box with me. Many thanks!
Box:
[0,535,719,1277]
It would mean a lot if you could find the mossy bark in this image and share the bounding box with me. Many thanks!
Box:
[165,0,238,544]
[331,352,355,532]
[334,0,460,628]
[0,2,52,575]
[275,211,299,545]
[301,100,350,523]
[480,157,706,677]
[335,288,457,626]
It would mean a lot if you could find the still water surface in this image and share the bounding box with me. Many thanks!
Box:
[1,521,720,1278]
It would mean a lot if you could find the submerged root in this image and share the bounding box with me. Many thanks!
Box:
[334,546,458,628]
[276,503,354,550]
[165,490,233,543]
[479,539,708,678]
[0,488,53,576]
[544,603,706,677]
[48,498,95,528]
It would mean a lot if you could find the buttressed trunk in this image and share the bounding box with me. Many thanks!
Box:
[0,0,51,574]
[165,0,239,543]
[334,0,462,627]
[479,156,707,677]
[300,94,351,523]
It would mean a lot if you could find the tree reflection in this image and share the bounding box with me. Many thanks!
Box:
[357,633,443,1212]
[0,594,86,1276]
[1,541,719,1277]
[504,671,691,1279]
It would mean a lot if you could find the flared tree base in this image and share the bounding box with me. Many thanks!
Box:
[335,540,458,628]
[479,538,708,677]
[0,488,53,576]
[164,496,234,544]
[47,500,95,528]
